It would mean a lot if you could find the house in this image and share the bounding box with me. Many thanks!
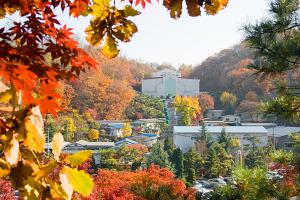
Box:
[267,126,300,150]
[222,115,241,126]
[173,126,268,152]
[206,110,223,120]
[129,133,159,147]
[141,69,199,97]
[132,118,165,133]
[45,140,115,154]
[99,121,131,137]
[115,138,139,148]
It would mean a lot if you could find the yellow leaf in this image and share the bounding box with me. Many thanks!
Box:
[101,34,119,58]
[64,150,93,167]
[59,173,73,200]
[24,106,45,153]
[205,0,227,15]
[92,0,110,17]
[50,182,69,200]
[4,133,20,165]
[61,166,94,197]
[0,90,12,104]
[123,5,140,17]
[51,132,64,161]
[0,158,10,178]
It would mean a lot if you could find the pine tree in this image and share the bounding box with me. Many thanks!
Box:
[184,148,203,184]
[244,0,300,122]
[171,148,184,178]
[146,141,173,170]
[218,127,232,152]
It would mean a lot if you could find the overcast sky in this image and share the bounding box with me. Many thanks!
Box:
[4,0,270,67]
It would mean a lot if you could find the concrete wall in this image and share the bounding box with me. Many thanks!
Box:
[142,77,199,97]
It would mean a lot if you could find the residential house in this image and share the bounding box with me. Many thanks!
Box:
[132,118,164,133]
[99,120,131,137]
[115,138,139,148]
[206,109,223,120]
[173,126,268,152]
[129,133,159,147]
[222,115,241,126]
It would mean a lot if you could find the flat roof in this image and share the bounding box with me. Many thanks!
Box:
[174,126,268,134]
[267,126,300,137]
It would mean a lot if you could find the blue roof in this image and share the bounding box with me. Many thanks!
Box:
[115,138,138,146]
[109,124,124,129]
[140,133,158,137]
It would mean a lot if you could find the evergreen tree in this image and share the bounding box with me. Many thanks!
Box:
[171,147,184,178]
[205,143,233,177]
[146,141,173,170]
[184,148,203,184]
[218,127,232,152]
[243,0,300,122]
[164,137,175,157]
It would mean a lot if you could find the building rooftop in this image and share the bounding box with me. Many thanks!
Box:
[267,126,300,137]
[115,138,138,146]
[173,126,268,134]
[133,118,164,123]
[76,140,115,147]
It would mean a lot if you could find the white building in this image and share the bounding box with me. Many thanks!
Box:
[173,126,268,152]
[142,69,199,97]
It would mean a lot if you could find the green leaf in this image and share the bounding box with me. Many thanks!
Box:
[123,5,140,17]
[51,132,64,161]
[101,34,119,58]
[61,166,94,197]
[64,150,93,167]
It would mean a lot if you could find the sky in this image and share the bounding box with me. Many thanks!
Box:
[4,0,270,68]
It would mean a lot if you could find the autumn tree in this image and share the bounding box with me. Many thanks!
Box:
[238,91,260,121]
[179,64,193,78]
[0,0,229,198]
[220,91,237,114]
[174,96,202,125]
[243,0,300,123]
[88,129,100,141]
[199,93,215,113]
[121,122,132,138]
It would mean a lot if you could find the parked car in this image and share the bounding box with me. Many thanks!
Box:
[266,171,283,181]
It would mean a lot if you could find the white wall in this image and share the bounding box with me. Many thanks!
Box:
[174,132,268,153]
[142,78,165,97]
[142,77,199,97]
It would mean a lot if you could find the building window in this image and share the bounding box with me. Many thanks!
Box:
[226,118,229,121]
[284,142,294,148]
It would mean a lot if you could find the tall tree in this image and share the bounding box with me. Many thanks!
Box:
[244,0,300,123]
[146,141,173,170]
[171,147,184,179]
[220,91,237,114]
[184,148,203,184]
[174,96,202,125]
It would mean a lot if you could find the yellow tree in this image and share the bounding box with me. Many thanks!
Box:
[88,129,100,141]
[174,96,202,125]
[220,91,237,114]
[122,122,132,138]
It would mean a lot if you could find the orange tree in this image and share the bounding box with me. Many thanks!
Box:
[81,165,195,200]
[0,0,228,199]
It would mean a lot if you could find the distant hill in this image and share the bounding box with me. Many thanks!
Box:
[189,42,273,108]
